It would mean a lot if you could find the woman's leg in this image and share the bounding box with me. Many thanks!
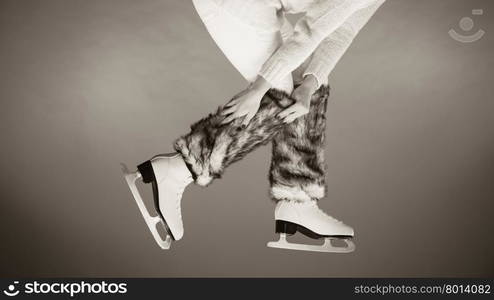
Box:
[173,85,329,187]
[269,86,329,202]
[263,86,355,253]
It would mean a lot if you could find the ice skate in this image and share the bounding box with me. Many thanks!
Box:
[121,153,193,249]
[267,200,355,253]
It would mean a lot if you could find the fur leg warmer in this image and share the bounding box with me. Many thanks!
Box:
[269,86,329,202]
[174,85,330,199]
[174,89,294,186]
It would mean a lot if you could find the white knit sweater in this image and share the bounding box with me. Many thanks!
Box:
[267,0,385,87]
[209,0,386,88]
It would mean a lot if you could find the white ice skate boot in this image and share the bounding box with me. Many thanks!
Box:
[121,153,193,249]
[267,200,355,253]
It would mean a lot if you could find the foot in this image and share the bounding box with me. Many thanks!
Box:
[137,153,193,240]
[274,200,354,238]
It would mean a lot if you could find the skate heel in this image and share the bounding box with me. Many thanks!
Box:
[275,220,297,235]
[137,160,155,184]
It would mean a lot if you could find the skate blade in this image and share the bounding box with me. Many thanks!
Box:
[267,233,355,253]
[121,163,172,250]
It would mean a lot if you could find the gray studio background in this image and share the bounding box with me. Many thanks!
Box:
[1,0,493,277]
